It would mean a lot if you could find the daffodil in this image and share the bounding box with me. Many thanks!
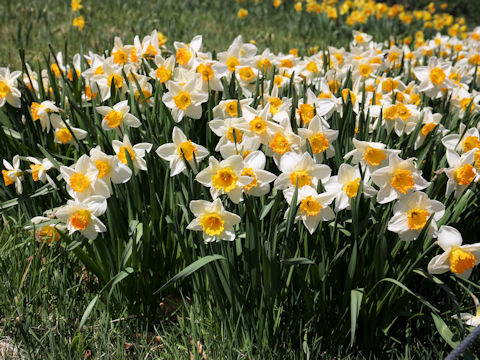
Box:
[239,151,277,197]
[209,117,248,151]
[235,104,284,146]
[51,115,87,147]
[387,191,445,241]
[89,146,132,190]
[414,56,454,98]
[274,152,331,191]
[195,155,252,204]
[30,101,60,132]
[156,127,209,176]
[452,293,480,327]
[371,153,430,204]
[428,225,480,279]
[60,155,110,200]
[112,135,152,174]
[325,163,377,211]
[297,115,338,162]
[96,100,141,134]
[2,155,23,194]
[442,124,480,154]
[344,139,400,171]
[283,186,336,234]
[0,67,22,108]
[162,77,208,122]
[186,199,241,242]
[55,196,107,240]
[26,157,55,188]
[444,149,477,198]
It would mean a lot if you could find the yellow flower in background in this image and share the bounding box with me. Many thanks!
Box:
[73,16,85,31]
[238,8,248,19]
[71,0,83,11]
[273,0,282,8]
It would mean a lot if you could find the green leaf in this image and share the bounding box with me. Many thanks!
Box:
[350,288,364,346]
[431,313,459,350]
[154,255,226,295]
[282,257,315,265]
[78,295,98,331]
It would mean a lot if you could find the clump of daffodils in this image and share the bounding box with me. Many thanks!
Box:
[1,27,479,296]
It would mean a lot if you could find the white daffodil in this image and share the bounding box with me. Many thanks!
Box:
[297,115,338,162]
[194,60,228,92]
[442,124,480,155]
[452,293,480,327]
[55,195,107,240]
[30,101,60,132]
[112,135,152,174]
[89,146,132,191]
[371,154,430,204]
[218,35,257,73]
[212,98,253,119]
[0,67,22,108]
[218,135,262,160]
[387,191,445,241]
[283,186,335,234]
[51,115,87,147]
[2,155,23,194]
[274,152,331,191]
[209,117,248,151]
[150,55,175,83]
[414,108,444,150]
[174,35,203,69]
[96,100,141,134]
[344,138,400,171]
[186,198,241,243]
[381,102,421,136]
[266,119,302,166]
[428,225,480,279]
[444,149,477,198]
[239,151,276,197]
[26,157,55,188]
[235,104,284,146]
[324,163,376,211]
[413,56,454,99]
[156,126,209,176]
[195,155,252,204]
[162,77,208,122]
[29,216,66,244]
[60,155,110,200]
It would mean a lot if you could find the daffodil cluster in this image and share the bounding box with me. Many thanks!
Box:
[1,28,480,281]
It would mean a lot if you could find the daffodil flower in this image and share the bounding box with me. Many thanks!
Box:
[444,149,477,198]
[156,127,209,176]
[0,67,22,108]
[26,157,56,188]
[55,196,107,240]
[195,155,252,204]
[89,146,132,191]
[2,155,23,194]
[387,191,445,241]
[112,135,152,174]
[186,199,241,243]
[162,77,208,122]
[283,186,336,235]
[344,139,400,171]
[324,163,376,211]
[60,155,110,200]
[452,293,480,327]
[428,225,480,279]
[297,115,338,162]
[371,153,430,204]
[96,100,141,134]
[274,152,331,191]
